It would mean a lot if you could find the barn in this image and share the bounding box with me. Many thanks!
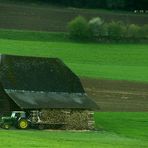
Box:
[0,54,98,129]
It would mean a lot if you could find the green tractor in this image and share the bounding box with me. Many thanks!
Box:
[0,110,67,130]
[0,111,29,129]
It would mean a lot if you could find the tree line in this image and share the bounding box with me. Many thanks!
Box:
[68,16,148,42]
[27,0,147,10]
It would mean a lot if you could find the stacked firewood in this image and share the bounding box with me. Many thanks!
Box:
[40,109,95,130]
[65,110,89,130]
[40,109,68,124]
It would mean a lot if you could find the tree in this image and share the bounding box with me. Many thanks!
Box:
[88,17,107,39]
[141,25,148,38]
[127,24,141,38]
[21,0,148,10]
[107,21,126,39]
[68,16,89,40]
[106,0,125,9]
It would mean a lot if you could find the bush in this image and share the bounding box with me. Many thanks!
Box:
[68,16,89,40]
[141,24,148,38]
[107,21,126,39]
[127,24,141,38]
[88,17,107,39]
[67,16,147,42]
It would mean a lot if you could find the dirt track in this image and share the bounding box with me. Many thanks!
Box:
[81,77,148,112]
[0,3,147,32]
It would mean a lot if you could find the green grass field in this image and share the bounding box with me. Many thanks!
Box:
[0,0,148,147]
[0,30,148,82]
[0,113,148,148]
[0,29,148,147]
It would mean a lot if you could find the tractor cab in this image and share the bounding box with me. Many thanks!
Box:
[0,111,29,129]
[11,111,26,119]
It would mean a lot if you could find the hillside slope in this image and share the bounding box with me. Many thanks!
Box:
[0,3,147,32]
[0,37,148,111]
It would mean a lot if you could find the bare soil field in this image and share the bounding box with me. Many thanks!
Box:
[81,77,148,112]
[0,3,147,32]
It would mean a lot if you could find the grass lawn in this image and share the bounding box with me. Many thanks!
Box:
[0,113,147,148]
[95,112,148,140]
[0,0,147,146]
[0,37,148,82]
[0,30,148,147]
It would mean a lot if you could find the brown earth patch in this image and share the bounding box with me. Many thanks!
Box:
[0,3,147,32]
[81,77,148,112]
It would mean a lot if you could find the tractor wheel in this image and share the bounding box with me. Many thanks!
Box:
[1,123,11,130]
[3,123,11,130]
[18,118,29,129]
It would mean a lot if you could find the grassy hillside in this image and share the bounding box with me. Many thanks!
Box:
[0,113,147,148]
[0,2,147,32]
[95,112,148,140]
[0,29,68,42]
[0,30,148,82]
[0,3,147,148]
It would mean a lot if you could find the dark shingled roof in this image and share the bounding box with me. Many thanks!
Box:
[0,54,84,93]
[5,89,98,109]
[0,54,98,110]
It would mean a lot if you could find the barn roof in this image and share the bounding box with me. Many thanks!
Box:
[5,89,98,109]
[0,54,84,93]
[0,54,98,110]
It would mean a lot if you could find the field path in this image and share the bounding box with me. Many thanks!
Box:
[81,77,148,111]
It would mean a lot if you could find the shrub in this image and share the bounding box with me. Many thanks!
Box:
[141,24,148,38]
[68,16,89,40]
[107,21,126,39]
[127,24,141,38]
[67,16,146,42]
[88,17,107,39]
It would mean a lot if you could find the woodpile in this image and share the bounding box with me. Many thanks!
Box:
[40,109,68,124]
[40,109,95,130]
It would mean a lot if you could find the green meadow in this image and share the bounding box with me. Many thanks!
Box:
[0,30,148,82]
[0,29,147,148]
[0,0,147,147]
[0,113,148,148]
